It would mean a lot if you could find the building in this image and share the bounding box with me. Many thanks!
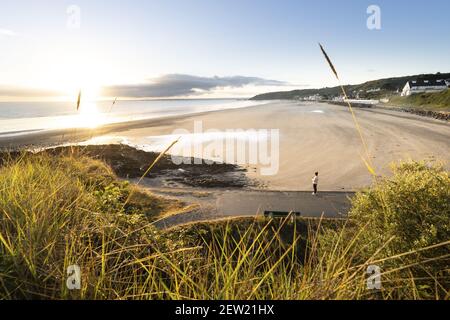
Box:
[302,94,324,101]
[401,79,448,96]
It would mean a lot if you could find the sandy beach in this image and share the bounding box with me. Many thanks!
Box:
[1,101,449,191]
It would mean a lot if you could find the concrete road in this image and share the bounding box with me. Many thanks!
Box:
[216,190,352,217]
[152,188,353,228]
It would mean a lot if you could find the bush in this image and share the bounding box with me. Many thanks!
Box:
[347,161,449,298]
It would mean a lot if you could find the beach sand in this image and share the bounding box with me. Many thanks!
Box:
[1,101,449,191]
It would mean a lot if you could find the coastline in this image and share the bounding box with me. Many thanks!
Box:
[1,100,449,191]
[0,101,273,150]
[327,100,450,121]
[1,99,448,149]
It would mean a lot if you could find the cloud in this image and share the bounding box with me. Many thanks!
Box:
[103,74,289,98]
[0,74,291,100]
[0,86,61,98]
[0,28,18,37]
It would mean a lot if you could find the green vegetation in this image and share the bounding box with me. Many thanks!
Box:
[0,153,448,299]
[251,72,450,101]
[0,152,185,298]
[388,89,450,111]
[326,162,450,298]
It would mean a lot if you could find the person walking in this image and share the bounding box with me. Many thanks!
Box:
[312,172,319,195]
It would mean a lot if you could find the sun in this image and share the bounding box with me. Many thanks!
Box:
[75,86,106,128]
[78,102,105,128]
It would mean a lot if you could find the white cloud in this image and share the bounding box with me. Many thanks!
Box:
[0,86,60,98]
[103,74,290,98]
[0,28,18,37]
[0,74,295,100]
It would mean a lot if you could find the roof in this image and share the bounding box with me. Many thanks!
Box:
[407,79,447,87]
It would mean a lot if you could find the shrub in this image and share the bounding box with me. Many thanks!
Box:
[346,161,449,298]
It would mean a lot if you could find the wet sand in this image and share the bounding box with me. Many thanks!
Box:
[1,101,449,191]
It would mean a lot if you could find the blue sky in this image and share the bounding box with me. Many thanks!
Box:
[1,0,449,100]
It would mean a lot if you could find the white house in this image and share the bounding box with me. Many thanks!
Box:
[401,79,448,96]
[302,94,324,101]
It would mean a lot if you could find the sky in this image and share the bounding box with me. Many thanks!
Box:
[0,0,449,101]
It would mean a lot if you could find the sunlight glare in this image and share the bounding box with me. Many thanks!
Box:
[78,101,105,128]
[74,86,106,128]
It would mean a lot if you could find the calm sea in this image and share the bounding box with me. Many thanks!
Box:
[0,99,266,137]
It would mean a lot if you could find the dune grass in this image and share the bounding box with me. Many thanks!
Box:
[0,152,448,299]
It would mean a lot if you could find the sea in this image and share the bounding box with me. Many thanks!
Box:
[0,99,266,138]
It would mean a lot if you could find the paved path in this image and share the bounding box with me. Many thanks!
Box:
[216,190,352,217]
[151,188,353,228]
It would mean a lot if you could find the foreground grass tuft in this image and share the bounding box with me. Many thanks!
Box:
[0,153,448,299]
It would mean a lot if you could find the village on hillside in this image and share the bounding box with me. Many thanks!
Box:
[251,72,450,108]
[301,77,450,103]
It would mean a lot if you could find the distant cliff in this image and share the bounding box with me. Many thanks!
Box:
[250,72,450,100]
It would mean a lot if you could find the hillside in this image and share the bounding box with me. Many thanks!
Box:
[388,88,450,111]
[250,72,450,101]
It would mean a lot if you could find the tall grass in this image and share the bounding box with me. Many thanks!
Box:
[319,43,376,176]
[0,152,448,299]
